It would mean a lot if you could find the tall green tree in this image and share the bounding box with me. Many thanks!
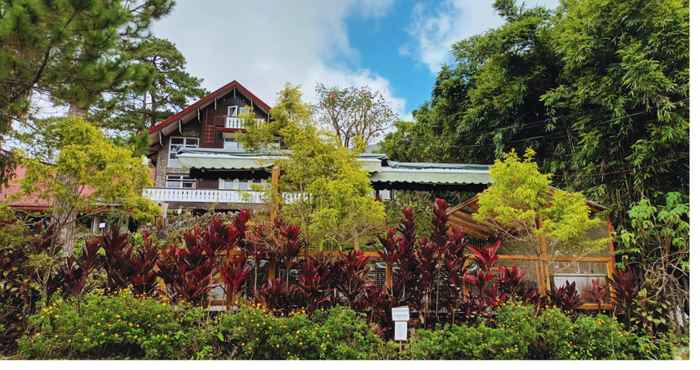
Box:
[90,36,207,133]
[1,0,175,179]
[242,84,386,250]
[20,116,159,250]
[383,0,688,224]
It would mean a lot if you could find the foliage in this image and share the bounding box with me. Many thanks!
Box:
[382,0,688,225]
[0,0,174,131]
[211,304,385,360]
[264,85,385,250]
[100,227,159,295]
[17,291,209,359]
[0,206,34,355]
[90,36,207,133]
[20,116,159,227]
[405,302,670,360]
[314,83,398,149]
[475,149,608,255]
[618,192,688,335]
[548,281,582,315]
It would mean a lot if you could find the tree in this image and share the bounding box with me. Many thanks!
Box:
[280,121,386,251]
[381,0,689,225]
[241,84,386,250]
[20,116,159,250]
[1,0,175,181]
[541,0,688,221]
[474,149,608,256]
[315,84,397,149]
[0,0,175,123]
[89,36,207,133]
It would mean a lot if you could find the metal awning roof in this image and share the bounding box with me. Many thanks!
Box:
[175,149,492,187]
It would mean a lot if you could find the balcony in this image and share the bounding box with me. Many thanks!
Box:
[225,117,265,129]
[142,188,303,205]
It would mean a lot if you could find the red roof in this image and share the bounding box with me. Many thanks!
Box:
[148,80,271,134]
[0,166,95,211]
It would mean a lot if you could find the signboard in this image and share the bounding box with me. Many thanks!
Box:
[394,321,407,341]
[391,306,410,322]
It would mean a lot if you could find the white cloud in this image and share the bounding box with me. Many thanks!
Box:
[404,0,560,73]
[151,0,404,115]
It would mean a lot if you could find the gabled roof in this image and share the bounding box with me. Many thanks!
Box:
[148,80,271,136]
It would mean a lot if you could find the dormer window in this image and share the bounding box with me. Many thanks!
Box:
[227,105,239,117]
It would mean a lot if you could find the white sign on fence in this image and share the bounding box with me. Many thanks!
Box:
[392,306,410,341]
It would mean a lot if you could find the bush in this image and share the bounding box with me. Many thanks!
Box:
[571,314,671,360]
[405,303,672,360]
[406,303,536,360]
[310,306,387,359]
[532,307,575,359]
[17,291,209,359]
[211,304,386,360]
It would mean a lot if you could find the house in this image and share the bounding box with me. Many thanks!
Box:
[144,80,494,212]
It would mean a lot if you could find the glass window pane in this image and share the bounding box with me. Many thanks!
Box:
[171,138,183,144]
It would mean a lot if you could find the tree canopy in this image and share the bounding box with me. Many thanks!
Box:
[20,116,159,225]
[475,148,608,255]
[382,0,688,225]
[241,84,386,250]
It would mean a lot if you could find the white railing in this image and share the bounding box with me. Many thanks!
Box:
[225,117,265,129]
[143,188,304,204]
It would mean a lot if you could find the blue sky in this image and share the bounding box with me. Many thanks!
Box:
[153,0,559,120]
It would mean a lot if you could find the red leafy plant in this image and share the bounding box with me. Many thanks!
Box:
[549,280,582,315]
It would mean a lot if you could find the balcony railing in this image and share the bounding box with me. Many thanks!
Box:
[143,188,303,204]
[225,117,265,129]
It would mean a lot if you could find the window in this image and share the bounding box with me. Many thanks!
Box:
[166,175,196,189]
[219,178,264,190]
[227,105,239,117]
[224,138,243,151]
[169,136,198,167]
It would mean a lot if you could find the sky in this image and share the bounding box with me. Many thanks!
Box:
[152,0,559,120]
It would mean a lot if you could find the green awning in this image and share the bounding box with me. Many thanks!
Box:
[175,149,492,187]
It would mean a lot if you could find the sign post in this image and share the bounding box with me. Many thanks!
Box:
[391,306,410,344]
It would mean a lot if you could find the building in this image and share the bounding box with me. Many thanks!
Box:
[144,80,493,212]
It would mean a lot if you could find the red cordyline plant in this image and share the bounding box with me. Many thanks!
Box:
[245,223,273,295]
[220,253,251,309]
[333,250,371,311]
[549,280,582,315]
[443,227,468,323]
[583,278,608,310]
[296,255,334,313]
[259,277,303,315]
[57,238,100,297]
[101,226,134,292]
[462,240,505,321]
[128,233,159,296]
[157,218,226,305]
[610,266,640,325]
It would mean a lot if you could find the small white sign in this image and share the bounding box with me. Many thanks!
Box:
[391,306,410,321]
[394,321,408,341]
[98,222,107,229]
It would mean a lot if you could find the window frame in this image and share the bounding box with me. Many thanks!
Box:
[166,174,196,189]
[168,136,199,167]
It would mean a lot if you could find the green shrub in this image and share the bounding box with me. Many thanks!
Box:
[17,290,208,359]
[211,305,386,360]
[532,307,575,359]
[571,314,671,360]
[211,304,314,360]
[310,306,386,360]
